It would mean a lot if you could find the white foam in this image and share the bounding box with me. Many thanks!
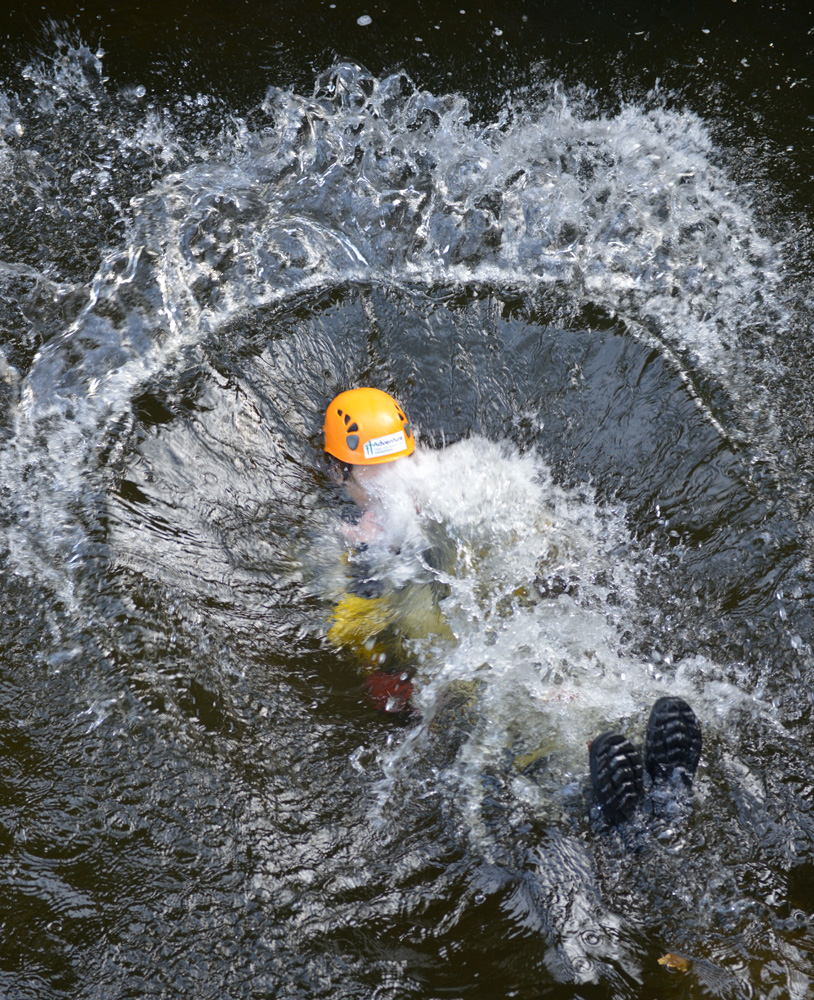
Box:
[0,51,788,623]
[355,441,644,702]
[365,441,752,835]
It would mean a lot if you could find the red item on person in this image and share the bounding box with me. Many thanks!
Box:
[364,671,414,713]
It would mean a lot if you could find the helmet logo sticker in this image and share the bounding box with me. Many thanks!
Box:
[363,430,407,460]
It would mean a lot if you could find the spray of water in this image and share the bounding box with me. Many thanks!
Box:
[0,41,791,785]
[0,37,810,997]
[0,49,786,598]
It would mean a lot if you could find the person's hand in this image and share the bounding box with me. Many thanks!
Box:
[341,509,383,545]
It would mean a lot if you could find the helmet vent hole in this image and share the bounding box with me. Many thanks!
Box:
[347,422,359,433]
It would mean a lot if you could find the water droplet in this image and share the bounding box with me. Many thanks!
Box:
[357,14,372,26]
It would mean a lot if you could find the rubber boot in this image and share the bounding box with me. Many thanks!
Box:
[643,696,702,786]
[589,732,644,824]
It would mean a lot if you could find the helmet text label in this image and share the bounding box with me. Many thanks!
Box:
[363,430,407,460]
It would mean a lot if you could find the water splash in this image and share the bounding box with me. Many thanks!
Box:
[0,48,788,600]
[0,38,810,1000]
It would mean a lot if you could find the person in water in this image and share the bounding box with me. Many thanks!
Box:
[322,387,703,822]
[323,386,416,545]
[322,386,426,712]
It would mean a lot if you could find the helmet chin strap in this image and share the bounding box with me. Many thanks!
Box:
[327,457,354,484]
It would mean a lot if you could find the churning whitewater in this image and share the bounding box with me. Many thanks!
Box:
[0,53,786,604]
[0,39,811,1000]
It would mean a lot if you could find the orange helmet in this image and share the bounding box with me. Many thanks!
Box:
[323,388,415,465]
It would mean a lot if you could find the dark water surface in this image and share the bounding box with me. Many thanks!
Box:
[1,2,814,998]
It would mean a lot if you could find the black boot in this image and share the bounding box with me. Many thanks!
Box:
[589,732,644,824]
[643,696,702,787]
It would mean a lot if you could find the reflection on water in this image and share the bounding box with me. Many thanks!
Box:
[0,36,813,1000]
